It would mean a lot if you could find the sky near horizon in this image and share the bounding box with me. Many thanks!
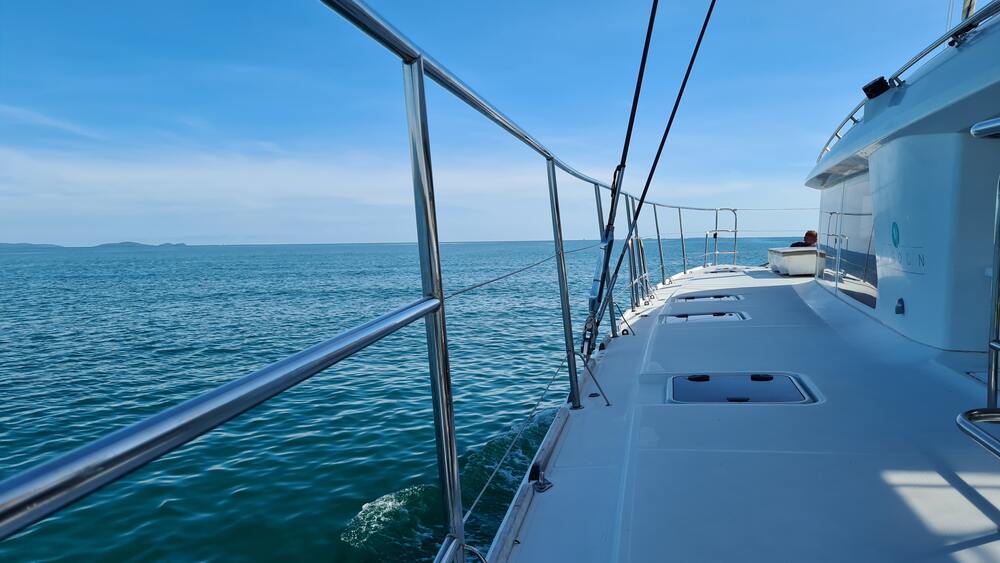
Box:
[0,0,961,246]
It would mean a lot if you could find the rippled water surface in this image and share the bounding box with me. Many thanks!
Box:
[0,238,792,561]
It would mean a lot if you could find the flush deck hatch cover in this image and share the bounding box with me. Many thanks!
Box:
[662,312,747,324]
[675,294,741,302]
[670,374,812,403]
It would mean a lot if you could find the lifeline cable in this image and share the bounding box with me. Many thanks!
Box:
[444,242,600,300]
[462,357,566,524]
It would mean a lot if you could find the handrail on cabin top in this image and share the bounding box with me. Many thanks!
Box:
[817,0,1000,162]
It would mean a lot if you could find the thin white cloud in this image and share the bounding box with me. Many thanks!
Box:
[0,146,564,207]
[0,104,106,140]
[0,145,817,245]
[0,147,410,206]
[0,146,566,244]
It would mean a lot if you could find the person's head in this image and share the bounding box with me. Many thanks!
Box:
[804,230,818,246]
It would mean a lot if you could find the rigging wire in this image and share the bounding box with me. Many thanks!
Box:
[461,0,715,529]
[452,241,602,524]
[592,0,662,312]
[615,302,636,336]
[614,0,661,185]
[576,352,611,406]
[599,0,718,316]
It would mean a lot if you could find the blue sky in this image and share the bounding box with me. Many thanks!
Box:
[0,0,961,245]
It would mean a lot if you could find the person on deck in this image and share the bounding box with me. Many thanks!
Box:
[790,230,818,247]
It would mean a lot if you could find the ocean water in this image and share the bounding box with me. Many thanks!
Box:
[0,237,793,561]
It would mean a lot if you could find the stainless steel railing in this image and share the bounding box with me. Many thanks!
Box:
[604,204,814,317]
[957,113,1000,457]
[0,0,630,558]
[702,230,737,266]
[817,0,1000,162]
[694,208,738,267]
[0,296,443,539]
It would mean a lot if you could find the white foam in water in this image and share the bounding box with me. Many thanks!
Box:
[341,409,559,558]
[340,485,436,551]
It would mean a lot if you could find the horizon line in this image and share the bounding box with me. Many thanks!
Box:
[0,234,801,249]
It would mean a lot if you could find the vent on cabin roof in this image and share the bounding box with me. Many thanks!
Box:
[670,374,814,404]
[662,312,747,324]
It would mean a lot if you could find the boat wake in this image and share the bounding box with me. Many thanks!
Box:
[339,484,439,559]
[340,408,557,559]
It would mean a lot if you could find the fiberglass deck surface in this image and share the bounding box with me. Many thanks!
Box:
[502,266,1000,563]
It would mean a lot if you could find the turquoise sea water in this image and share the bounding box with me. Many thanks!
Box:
[0,237,793,561]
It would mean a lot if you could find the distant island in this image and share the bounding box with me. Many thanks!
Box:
[0,242,188,250]
[0,242,63,249]
[93,241,188,248]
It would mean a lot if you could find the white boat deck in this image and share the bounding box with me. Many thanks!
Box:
[494,266,1000,562]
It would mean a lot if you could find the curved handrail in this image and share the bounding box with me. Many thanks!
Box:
[0,297,440,541]
[319,0,741,212]
[955,176,1000,460]
[972,117,1000,138]
[321,0,615,189]
[957,409,1000,459]
[816,0,1000,162]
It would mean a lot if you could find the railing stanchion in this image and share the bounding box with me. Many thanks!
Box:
[634,210,652,300]
[989,176,1000,408]
[546,158,582,410]
[713,208,720,266]
[678,208,688,273]
[403,57,465,562]
[638,237,651,299]
[625,198,640,310]
[635,212,653,299]
[594,184,619,338]
[731,209,739,265]
[607,292,619,338]
[593,183,605,234]
[653,205,666,285]
[633,197,644,303]
[957,176,1000,459]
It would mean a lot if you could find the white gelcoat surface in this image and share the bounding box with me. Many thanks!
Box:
[492,267,998,563]
[803,12,1000,352]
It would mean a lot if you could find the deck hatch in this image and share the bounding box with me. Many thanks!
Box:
[675,294,742,303]
[670,374,813,403]
[662,312,747,324]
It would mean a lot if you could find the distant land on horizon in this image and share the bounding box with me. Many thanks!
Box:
[0,241,189,250]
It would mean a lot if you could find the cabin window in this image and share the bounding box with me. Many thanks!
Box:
[817,175,877,308]
[817,185,843,287]
[837,176,877,308]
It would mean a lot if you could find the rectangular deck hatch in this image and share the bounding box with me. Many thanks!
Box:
[675,294,741,303]
[670,374,812,403]
[662,312,747,324]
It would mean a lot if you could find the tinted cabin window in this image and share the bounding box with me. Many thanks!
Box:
[818,185,843,286]
[837,176,877,308]
[816,175,877,308]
